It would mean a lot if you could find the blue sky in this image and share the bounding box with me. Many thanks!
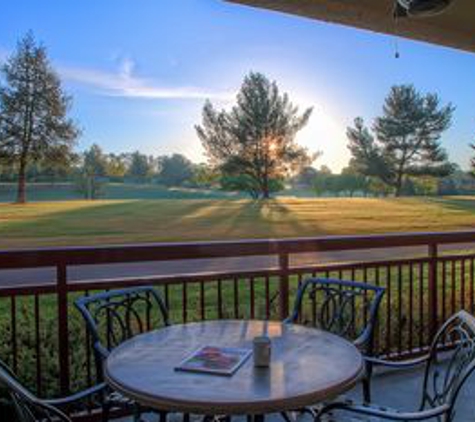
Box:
[1,0,474,171]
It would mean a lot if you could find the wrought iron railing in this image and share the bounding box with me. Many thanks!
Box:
[0,230,475,419]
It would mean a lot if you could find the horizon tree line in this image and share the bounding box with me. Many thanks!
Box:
[0,32,473,202]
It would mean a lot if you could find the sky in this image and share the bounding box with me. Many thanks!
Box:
[1,0,475,172]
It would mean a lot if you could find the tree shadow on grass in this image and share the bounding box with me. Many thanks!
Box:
[0,199,221,247]
[0,198,333,249]
[425,196,475,214]
[229,199,328,239]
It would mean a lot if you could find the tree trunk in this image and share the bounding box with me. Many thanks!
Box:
[16,159,27,203]
[394,159,406,197]
[262,173,270,199]
[394,174,403,197]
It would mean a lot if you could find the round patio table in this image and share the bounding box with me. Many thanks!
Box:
[104,320,363,416]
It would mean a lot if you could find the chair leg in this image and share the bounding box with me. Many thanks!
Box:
[280,412,293,422]
[101,402,110,422]
[159,411,168,422]
[362,377,371,404]
[246,415,264,422]
[362,360,373,403]
[133,405,142,422]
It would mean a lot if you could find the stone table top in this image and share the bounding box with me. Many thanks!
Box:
[104,320,363,415]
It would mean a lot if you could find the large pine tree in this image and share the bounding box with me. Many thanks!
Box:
[347,85,454,196]
[196,72,314,199]
[0,32,79,203]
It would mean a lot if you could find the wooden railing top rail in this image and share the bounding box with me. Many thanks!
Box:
[0,230,474,270]
[0,255,439,297]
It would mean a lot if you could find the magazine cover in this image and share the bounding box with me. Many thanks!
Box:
[175,346,252,376]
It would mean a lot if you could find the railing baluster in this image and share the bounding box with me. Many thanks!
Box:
[200,280,206,320]
[461,259,466,310]
[84,290,92,387]
[451,260,456,315]
[363,265,368,326]
[146,290,152,331]
[385,266,392,355]
[278,252,290,321]
[428,244,438,340]
[442,260,447,323]
[164,284,170,311]
[105,289,112,351]
[397,264,403,354]
[350,270,356,336]
[265,275,270,320]
[217,279,223,319]
[408,263,413,353]
[471,258,475,313]
[297,273,303,322]
[419,262,424,349]
[34,294,42,396]
[11,295,17,374]
[249,277,255,319]
[374,267,381,354]
[233,276,239,319]
[57,263,70,395]
[182,281,188,323]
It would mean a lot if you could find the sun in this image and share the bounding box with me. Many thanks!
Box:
[296,107,350,173]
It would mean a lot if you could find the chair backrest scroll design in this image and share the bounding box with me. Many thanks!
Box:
[287,278,385,354]
[75,286,169,382]
[0,359,71,422]
[420,310,475,419]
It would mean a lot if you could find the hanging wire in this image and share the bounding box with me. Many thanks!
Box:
[393,3,401,59]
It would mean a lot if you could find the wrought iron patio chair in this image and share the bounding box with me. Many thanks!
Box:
[75,285,170,422]
[314,310,475,422]
[0,357,105,422]
[285,278,386,402]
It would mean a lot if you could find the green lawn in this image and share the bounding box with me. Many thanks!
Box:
[1,196,475,248]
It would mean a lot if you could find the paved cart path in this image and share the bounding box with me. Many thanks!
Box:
[0,243,472,288]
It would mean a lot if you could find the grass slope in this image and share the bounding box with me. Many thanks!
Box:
[1,196,475,248]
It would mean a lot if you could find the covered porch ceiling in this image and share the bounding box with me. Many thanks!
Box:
[227,0,475,53]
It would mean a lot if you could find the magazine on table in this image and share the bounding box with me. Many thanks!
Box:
[175,345,252,376]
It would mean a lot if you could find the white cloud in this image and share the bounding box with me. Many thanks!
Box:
[59,58,233,101]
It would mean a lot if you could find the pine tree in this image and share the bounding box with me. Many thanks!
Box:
[196,72,314,199]
[0,32,79,203]
[347,85,454,196]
